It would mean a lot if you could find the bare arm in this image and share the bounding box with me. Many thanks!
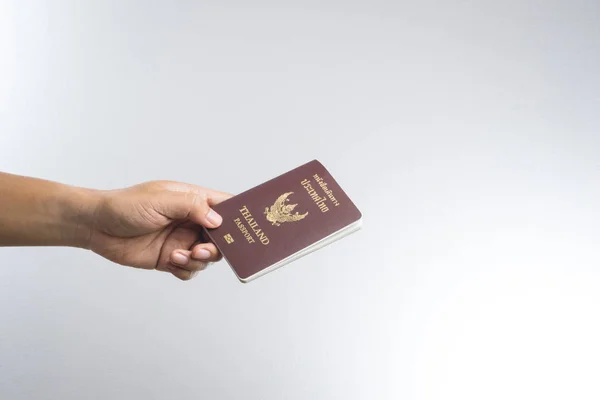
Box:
[0,172,97,248]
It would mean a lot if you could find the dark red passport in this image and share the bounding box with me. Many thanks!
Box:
[203,160,362,282]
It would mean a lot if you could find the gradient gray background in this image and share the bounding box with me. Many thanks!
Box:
[1,1,599,399]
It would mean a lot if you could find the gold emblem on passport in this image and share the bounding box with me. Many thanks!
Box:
[264,192,308,226]
[224,233,235,244]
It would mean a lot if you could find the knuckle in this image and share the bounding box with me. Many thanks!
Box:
[191,261,207,271]
[178,273,192,281]
[189,194,209,219]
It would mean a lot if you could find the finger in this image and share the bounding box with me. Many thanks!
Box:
[169,249,210,272]
[206,189,233,206]
[157,182,233,206]
[190,242,222,262]
[155,191,224,229]
[155,225,198,272]
[166,264,200,281]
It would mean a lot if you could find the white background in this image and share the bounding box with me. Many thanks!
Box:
[1,1,599,399]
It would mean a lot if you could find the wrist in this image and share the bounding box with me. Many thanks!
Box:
[58,185,103,249]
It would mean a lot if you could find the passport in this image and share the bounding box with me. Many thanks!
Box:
[203,160,362,283]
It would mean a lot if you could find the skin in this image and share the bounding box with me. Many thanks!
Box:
[0,172,232,280]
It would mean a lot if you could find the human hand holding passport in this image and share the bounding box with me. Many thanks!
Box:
[204,160,362,282]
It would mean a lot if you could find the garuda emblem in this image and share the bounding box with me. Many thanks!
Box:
[264,192,308,226]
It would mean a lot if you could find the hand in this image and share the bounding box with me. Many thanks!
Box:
[89,180,232,280]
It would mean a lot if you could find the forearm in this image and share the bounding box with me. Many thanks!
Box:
[0,172,99,248]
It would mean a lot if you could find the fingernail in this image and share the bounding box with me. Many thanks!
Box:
[171,252,189,266]
[194,249,211,260]
[206,209,222,225]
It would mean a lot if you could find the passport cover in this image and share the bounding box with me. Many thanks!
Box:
[203,160,362,282]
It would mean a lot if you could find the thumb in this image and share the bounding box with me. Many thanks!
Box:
[155,190,224,228]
